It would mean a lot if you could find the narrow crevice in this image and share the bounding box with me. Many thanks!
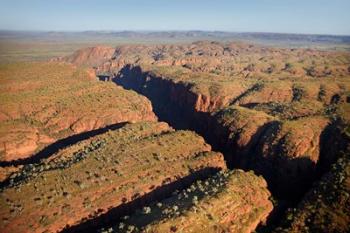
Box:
[112,65,347,197]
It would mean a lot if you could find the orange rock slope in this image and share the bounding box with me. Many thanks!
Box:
[51,46,115,68]
[88,41,350,197]
[0,62,156,162]
[0,122,226,233]
[99,170,273,233]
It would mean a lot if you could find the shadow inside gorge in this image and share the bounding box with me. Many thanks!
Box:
[109,64,349,232]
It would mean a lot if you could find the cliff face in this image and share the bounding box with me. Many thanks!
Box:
[274,153,350,233]
[114,65,251,127]
[7,41,347,232]
[210,107,341,197]
[113,63,349,199]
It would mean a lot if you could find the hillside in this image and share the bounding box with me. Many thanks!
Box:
[95,41,350,198]
[1,39,349,233]
[98,169,272,233]
[0,62,156,163]
[0,122,227,233]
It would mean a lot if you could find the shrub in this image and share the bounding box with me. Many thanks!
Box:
[142,206,151,214]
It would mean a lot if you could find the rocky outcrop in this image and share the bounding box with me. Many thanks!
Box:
[101,170,272,233]
[209,106,277,164]
[51,46,115,68]
[94,41,350,81]
[0,122,226,233]
[1,41,347,232]
[114,64,252,132]
[209,107,339,197]
[96,42,349,229]
[113,63,350,200]
[0,62,156,163]
[1,40,349,233]
[236,81,294,105]
[0,124,54,162]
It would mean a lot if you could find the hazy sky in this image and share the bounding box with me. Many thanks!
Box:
[0,0,349,35]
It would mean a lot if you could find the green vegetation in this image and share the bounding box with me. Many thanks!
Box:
[292,84,305,101]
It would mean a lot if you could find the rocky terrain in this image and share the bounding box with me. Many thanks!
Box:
[0,62,156,163]
[274,152,350,233]
[1,39,350,233]
[70,41,349,230]
[96,170,272,232]
[97,169,272,233]
[81,41,350,198]
[51,46,116,68]
[2,31,350,63]
[0,122,228,233]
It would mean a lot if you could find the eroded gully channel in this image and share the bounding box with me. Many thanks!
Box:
[101,64,348,231]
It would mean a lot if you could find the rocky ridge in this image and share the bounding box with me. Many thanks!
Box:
[1,40,350,233]
[0,62,156,162]
[0,122,227,233]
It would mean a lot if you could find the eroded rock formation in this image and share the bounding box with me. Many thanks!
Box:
[1,40,350,233]
[274,153,350,233]
[0,122,226,233]
[0,63,156,162]
[51,46,115,68]
[101,170,273,233]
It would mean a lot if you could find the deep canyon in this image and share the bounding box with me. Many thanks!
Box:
[1,41,349,233]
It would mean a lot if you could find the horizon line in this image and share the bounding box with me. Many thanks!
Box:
[0,29,349,37]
